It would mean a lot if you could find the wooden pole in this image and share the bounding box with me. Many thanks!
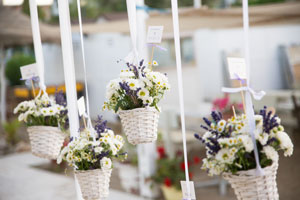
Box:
[82,116,87,129]
[149,45,155,71]
[31,79,36,97]
[232,105,237,118]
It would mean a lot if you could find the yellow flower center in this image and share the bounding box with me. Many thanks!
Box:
[222,154,229,160]
[140,91,146,96]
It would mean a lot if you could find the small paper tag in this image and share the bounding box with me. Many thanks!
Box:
[227,57,247,80]
[180,181,196,200]
[147,26,164,44]
[77,96,86,116]
[20,63,38,80]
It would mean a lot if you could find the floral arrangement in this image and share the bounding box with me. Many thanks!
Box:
[14,91,69,131]
[57,116,127,171]
[152,146,200,190]
[212,94,243,114]
[194,107,293,176]
[103,60,170,112]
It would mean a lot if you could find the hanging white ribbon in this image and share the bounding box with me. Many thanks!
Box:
[171,0,191,198]
[76,0,93,133]
[125,0,139,65]
[222,0,265,176]
[29,0,46,92]
[222,86,265,100]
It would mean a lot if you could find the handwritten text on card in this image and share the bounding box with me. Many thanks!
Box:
[227,57,247,80]
[20,63,38,80]
[180,181,196,200]
[147,26,164,44]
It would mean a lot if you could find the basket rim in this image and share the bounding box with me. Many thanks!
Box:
[27,125,62,131]
[75,168,112,174]
[117,106,159,114]
[223,161,278,177]
[27,126,67,136]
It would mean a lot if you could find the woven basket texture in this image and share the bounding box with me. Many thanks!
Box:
[118,107,159,145]
[223,162,279,200]
[75,168,112,200]
[27,126,66,160]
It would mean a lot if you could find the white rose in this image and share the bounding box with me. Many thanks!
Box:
[237,135,254,152]
[262,146,279,163]
[276,132,293,156]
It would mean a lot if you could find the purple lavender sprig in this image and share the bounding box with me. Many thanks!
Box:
[211,111,221,122]
[194,133,221,155]
[259,106,279,134]
[126,62,139,79]
[119,82,131,95]
[94,115,108,138]
[55,90,67,107]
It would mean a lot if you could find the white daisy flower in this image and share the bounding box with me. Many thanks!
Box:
[255,130,268,146]
[94,147,103,153]
[217,120,226,132]
[215,148,235,164]
[137,89,149,99]
[152,60,158,66]
[101,157,112,169]
[127,79,139,90]
[142,96,153,105]
[18,113,25,122]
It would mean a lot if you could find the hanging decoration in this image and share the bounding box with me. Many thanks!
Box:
[103,0,170,145]
[194,0,293,199]
[57,117,127,200]
[13,0,68,159]
[170,0,195,199]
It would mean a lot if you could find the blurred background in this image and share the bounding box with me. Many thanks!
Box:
[0,0,300,199]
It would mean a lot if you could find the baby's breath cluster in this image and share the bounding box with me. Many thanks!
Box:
[103,59,170,112]
[195,107,293,176]
[57,116,127,171]
[13,91,68,131]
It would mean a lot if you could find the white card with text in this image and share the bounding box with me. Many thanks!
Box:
[227,57,247,80]
[147,26,164,44]
[181,181,196,200]
[20,63,38,80]
[77,96,86,116]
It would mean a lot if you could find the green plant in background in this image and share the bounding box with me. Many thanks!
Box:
[233,0,285,6]
[5,53,35,86]
[152,146,200,190]
[22,0,46,20]
[3,119,21,146]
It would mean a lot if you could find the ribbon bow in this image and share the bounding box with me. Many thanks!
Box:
[222,82,265,176]
[222,86,266,101]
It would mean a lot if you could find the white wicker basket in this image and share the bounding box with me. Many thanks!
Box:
[27,126,66,160]
[118,107,159,145]
[223,162,279,200]
[75,168,112,200]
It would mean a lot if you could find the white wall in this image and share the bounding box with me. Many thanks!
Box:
[42,24,300,120]
[43,33,131,120]
[194,25,300,99]
[84,33,131,120]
